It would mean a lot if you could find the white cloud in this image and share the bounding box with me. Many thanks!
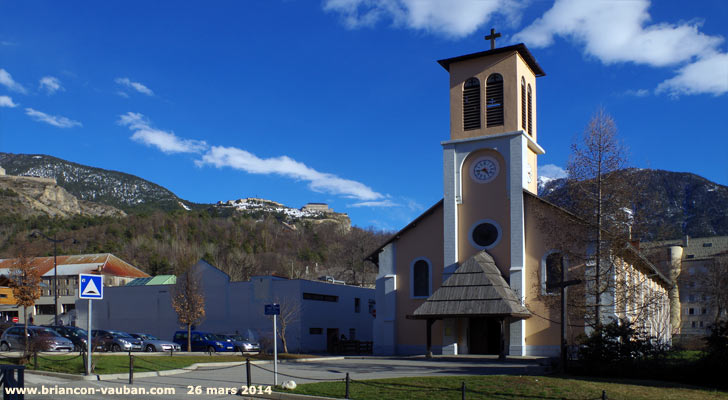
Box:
[656,52,728,97]
[538,164,567,180]
[514,0,727,96]
[323,0,526,38]
[0,68,27,94]
[198,146,385,201]
[123,113,387,203]
[624,89,650,97]
[25,108,82,128]
[349,199,398,208]
[118,112,207,154]
[114,77,154,96]
[116,91,130,98]
[39,76,63,95]
[0,95,17,108]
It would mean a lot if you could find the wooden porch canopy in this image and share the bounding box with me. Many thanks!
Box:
[410,251,531,320]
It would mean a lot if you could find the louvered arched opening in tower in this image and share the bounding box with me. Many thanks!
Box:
[463,77,481,130]
[527,84,533,135]
[521,77,526,131]
[486,74,504,127]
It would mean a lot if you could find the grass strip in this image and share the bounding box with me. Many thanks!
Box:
[278,375,728,400]
[0,353,312,375]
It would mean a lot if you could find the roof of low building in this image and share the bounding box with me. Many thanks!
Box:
[411,251,531,320]
[125,275,176,286]
[0,253,149,279]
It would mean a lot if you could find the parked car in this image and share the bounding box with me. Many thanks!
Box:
[0,326,74,352]
[92,330,142,352]
[45,325,88,352]
[129,333,181,352]
[218,330,261,353]
[172,330,235,352]
[318,275,345,284]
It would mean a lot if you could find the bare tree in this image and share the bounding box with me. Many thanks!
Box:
[270,296,301,354]
[172,261,206,352]
[9,251,42,355]
[566,108,630,326]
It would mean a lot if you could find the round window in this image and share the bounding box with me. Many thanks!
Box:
[471,222,500,248]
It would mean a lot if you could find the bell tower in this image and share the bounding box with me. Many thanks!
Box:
[439,33,546,356]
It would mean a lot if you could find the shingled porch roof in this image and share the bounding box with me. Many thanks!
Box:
[410,251,531,320]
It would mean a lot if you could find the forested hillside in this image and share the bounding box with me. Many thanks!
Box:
[0,211,386,286]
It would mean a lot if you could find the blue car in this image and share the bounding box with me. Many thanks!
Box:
[172,330,235,352]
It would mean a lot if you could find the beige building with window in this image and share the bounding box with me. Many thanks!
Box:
[367,40,672,357]
[0,253,149,325]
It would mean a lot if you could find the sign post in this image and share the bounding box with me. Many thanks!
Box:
[79,274,103,376]
[264,303,280,386]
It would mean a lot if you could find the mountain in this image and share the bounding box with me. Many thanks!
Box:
[0,173,126,218]
[0,153,192,213]
[539,169,728,240]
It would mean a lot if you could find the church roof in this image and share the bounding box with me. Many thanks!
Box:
[437,43,546,77]
[410,251,531,320]
[364,199,443,264]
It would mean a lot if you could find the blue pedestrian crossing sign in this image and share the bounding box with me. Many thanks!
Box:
[79,274,103,299]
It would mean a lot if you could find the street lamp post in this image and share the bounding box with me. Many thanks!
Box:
[30,231,76,326]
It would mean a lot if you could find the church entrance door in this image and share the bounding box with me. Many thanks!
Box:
[468,317,500,354]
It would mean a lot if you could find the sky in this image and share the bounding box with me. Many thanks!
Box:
[0,0,726,231]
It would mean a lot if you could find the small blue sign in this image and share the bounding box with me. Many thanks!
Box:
[264,304,280,315]
[79,274,103,299]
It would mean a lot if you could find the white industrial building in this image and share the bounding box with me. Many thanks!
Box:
[76,260,374,353]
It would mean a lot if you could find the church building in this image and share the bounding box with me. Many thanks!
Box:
[367,36,672,357]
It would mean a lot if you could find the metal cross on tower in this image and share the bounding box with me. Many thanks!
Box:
[485,28,501,50]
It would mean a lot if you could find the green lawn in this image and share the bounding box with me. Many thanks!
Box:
[0,353,312,375]
[280,375,728,400]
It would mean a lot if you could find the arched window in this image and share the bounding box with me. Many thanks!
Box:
[521,77,526,131]
[463,78,481,130]
[486,74,504,127]
[527,84,533,135]
[543,252,564,294]
[411,258,431,298]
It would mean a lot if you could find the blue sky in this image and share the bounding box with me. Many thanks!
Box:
[0,1,726,231]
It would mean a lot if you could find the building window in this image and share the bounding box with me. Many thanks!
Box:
[700,321,704,328]
[463,78,481,130]
[35,304,55,315]
[469,219,502,250]
[688,295,695,302]
[688,308,695,315]
[63,304,75,313]
[521,77,526,131]
[368,299,375,314]
[0,294,6,298]
[486,74,504,127]
[544,252,564,294]
[702,308,707,314]
[411,258,431,298]
[354,298,361,313]
[349,328,356,341]
[309,328,322,335]
[691,321,696,328]
[527,84,533,135]
[303,293,338,302]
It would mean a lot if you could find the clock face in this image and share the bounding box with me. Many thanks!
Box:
[527,163,533,184]
[470,156,499,183]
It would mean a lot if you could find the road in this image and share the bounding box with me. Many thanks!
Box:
[18,356,549,399]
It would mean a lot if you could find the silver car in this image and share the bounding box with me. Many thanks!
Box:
[92,330,143,352]
[0,326,74,352]
[130,333,181,352]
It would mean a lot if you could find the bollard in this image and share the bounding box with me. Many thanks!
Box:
[602,390,607,400]
[34,351,38,370]
[82,351,87,373]
[129,352,134,385]
[246,358,251,387]
[461,381,466,400]
[345,372,350,399]
[170,348,173,357]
